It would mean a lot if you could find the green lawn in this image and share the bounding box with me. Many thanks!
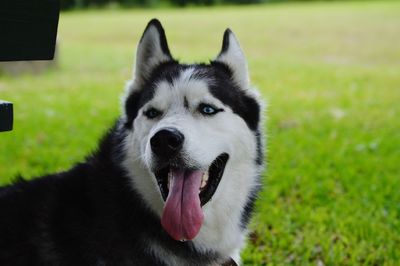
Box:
[1,1,400,265]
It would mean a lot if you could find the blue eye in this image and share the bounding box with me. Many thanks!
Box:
[144,108,161,119]
[199,104,222,116]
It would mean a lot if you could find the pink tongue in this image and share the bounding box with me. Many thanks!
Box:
[161,169,204,241]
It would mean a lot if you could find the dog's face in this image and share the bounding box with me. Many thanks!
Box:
[121,20,263,250]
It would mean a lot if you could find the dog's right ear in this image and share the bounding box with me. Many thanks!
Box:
[134,19,173,84]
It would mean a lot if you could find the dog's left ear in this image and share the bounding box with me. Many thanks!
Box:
[134,19,174,84]
[215,29,250,89]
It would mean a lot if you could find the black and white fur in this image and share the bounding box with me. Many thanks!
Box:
[0,19,264,266]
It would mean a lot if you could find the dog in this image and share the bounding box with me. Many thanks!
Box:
[0,19,264,266]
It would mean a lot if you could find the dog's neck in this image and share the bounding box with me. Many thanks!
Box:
[146,238,240,266]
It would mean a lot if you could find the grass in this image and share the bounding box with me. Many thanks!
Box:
[1,0,400,264]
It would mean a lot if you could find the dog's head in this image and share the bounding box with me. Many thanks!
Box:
[121,19,263,250]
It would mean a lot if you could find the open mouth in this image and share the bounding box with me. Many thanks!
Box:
[154,153,229,241]
[154,153,229,206]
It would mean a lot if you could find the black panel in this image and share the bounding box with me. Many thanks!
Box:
[0,101,13,132]
[0,0,59,61]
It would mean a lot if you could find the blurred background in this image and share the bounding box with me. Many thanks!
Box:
[1,0,399,265]
[59,0,338,9]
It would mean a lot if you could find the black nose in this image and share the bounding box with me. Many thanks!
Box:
[150,128,184,159]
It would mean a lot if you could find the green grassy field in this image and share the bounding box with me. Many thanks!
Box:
[1,1,400,264]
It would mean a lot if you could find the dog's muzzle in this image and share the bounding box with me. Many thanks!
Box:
[149,127,230,242]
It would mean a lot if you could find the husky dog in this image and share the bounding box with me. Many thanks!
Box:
[0,19,264,266]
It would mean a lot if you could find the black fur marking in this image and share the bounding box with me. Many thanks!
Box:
[199,61,261,131]
[126,60,261,132]
[124,61,181,129]
[240,132,263,228]
[184,96,189,109]
[240,180,262,229]
[124,88,154,129]
[219,29,233,56]
[255,130,263,166]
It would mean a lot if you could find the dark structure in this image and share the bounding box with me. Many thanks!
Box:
[0,101,13,132]
[0,0,59,61]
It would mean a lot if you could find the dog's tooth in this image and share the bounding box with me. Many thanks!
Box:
[167,171,172,190]
[200,179,206,190]
[199,171,209,191]
[202,171,209,182]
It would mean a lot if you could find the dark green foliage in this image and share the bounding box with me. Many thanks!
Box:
[60,0,75,9]
[59,0,363,9]
[60,0,111,9]
[60,0,157,9]
[170,0,220,7]
[226,0,262,4]
[118,0,159,7]
[60,0,264,9]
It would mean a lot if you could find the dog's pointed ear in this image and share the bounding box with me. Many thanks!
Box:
[215,29,250,89]
[134,19,173,84]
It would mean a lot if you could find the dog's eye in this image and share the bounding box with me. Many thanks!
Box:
[199,104,222,116]
[144,108,162,119]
